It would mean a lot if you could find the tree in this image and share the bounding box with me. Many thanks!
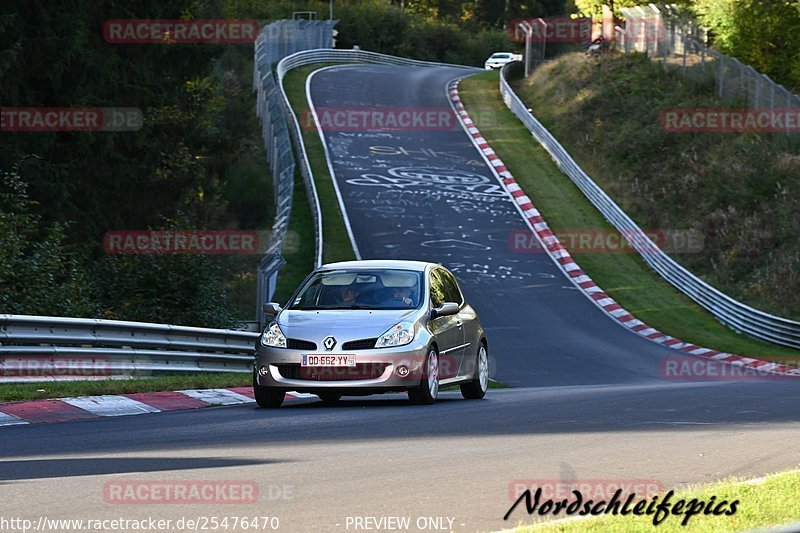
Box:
[694,0,800,91]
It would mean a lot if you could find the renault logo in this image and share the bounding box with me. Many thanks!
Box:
[323,336,337,350]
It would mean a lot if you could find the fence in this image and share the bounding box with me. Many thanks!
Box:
[0,314,258,382]
[500,62,800,349]
[616,3,800,133]
[253,20,336,328]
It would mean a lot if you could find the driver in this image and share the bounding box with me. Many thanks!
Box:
[337,284,360,305]
[380,286,415,307]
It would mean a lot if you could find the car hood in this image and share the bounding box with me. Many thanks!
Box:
[276,309,419,342]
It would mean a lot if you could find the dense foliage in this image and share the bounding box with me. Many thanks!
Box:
[0,1,266,326]
[694,0,800,92]
[1,0,796,325]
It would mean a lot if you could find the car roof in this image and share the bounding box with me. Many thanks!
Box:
[319,260,436,273]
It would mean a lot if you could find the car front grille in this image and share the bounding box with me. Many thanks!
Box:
[276,363,388,381]
[341,338,378,350]
[286,338,316,350]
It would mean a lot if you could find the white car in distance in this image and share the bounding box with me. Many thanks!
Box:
[484,52,523,70]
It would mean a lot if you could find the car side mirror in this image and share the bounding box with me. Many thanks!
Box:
[431,302,459,319]
[262,302,283,315]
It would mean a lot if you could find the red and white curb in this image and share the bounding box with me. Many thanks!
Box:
[447,79,800,378]
[0,388,314,427]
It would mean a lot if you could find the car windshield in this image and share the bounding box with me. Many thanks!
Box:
[492,53,511,59]
[289,269,423,310]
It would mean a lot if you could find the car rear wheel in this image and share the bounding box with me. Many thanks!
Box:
[460,343,488,400]
[409,347,439,405]
[318,393,342,403]
[253,372,285,408]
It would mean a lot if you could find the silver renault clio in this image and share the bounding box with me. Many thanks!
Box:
[254,260,489,407]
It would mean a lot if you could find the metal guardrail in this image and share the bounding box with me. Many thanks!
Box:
[0,314,258,381]
[253,20,337,328]
[499,63,800,349]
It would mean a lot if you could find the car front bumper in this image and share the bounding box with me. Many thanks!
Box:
[254,342,429,392]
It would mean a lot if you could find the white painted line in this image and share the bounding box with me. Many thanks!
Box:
[0,412,29,426]
[62,395,161,417]
[178,388,254,405]
[306,66,363,260]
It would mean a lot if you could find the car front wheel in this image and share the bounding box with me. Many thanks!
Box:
[409,347,439,405]
[253,372,285,408]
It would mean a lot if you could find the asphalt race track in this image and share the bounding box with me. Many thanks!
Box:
[306,64,684,388]
[2,65,799,532]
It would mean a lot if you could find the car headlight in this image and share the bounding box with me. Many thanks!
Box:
[260,322,287,348]
[375,322,415,348]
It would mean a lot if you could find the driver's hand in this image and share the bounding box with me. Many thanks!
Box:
[402,297,412,305]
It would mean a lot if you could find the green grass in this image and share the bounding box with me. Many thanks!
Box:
[458,71,800,363]
[515,469,800,532]
[0,373,251,403]
[271,63,357,305]
[283,64,357,266]
[273,169,317,305]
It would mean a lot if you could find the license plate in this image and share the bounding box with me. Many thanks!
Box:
[301,354,356,367]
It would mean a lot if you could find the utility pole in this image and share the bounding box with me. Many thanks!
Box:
[330,0,333,20]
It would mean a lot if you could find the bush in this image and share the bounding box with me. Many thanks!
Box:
[0,170,99,317]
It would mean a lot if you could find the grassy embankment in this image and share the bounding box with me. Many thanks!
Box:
[272,64,358,305]
[515,469,800,532]
[458,65,800,362]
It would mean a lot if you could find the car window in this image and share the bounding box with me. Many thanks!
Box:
[437,269,464,306]
[429,269,446,309]
[290,269,422,310]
